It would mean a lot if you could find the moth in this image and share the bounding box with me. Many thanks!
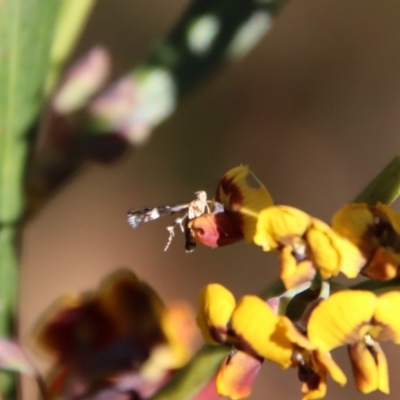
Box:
[127,190,214,252]
[127,166,273,252]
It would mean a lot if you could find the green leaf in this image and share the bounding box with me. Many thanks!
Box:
[0,0,61,223]
[0,0,62,394]
[354,154,400,205]
[150,345,227,400]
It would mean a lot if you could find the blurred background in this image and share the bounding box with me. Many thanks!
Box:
[20,0,400,399]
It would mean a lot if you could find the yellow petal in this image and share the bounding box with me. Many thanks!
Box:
[307,218,364,279]
[196,284,236,344]
[306,219,342,278]
[306,218,365,279]
[216,165,274,242]
[307,291,376,352]
[254,206,311,251]
[301,370,327,400]
[160,302,196,369]
[300,350,346,400]
[231,295,292,367]
[216,350,262,400]
[374,292,400,344]
[278,316,315,351]
[301,378,327,400]
[331,203,374,246]
[348,341,389,394]
[314,350,347,387]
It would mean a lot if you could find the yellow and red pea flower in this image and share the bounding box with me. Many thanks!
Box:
[196,283,346,400]
[189,165,274,249]
[332,202,400,280]
[253,205,365,289]
[35,269,195,399]
[307,290,400,394]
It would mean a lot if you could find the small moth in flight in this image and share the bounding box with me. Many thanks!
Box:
[127,190,212,252]
[127,166,274,252]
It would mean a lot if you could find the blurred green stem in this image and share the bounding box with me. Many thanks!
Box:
[0,227,18,396]
[353,153,400,205]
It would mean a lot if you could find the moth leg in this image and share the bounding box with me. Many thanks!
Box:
[164,225,176,251]
[176,216,185,232]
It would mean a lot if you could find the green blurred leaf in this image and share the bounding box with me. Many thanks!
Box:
[0,0,62,394]
[350,277,400,294]
[150,345,227,400]
[354,154,400,205]
[0,0,61,222]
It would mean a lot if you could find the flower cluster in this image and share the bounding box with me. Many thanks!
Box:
[29,166,400,400]
[192,166,400,399]
[34,270,196,399]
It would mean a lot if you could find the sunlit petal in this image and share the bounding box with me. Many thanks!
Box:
[348,341,389,394]
[374,292,400,343]
[307,291,376,352]
[307,218,364,279]
[301,373,327,400]
[254,206,311,251]
[314,350,346,387]
[278,317,315,351]
[331,204,374,246]
[231,296,292,367]
[196,284,236,344]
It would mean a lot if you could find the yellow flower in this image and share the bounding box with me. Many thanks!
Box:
[196,284,346,399]
[254,206,364,288]
[307,290,400,394]
[332,203,400,280]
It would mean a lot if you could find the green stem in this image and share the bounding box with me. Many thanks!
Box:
[150,346,227,400]
[0,1,62,396]
[353,153,400,205]
[0,227,18,397]
[0,227,18,340]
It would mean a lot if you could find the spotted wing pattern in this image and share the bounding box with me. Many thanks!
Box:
[127,191,211,252]
[127,204,189,228]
